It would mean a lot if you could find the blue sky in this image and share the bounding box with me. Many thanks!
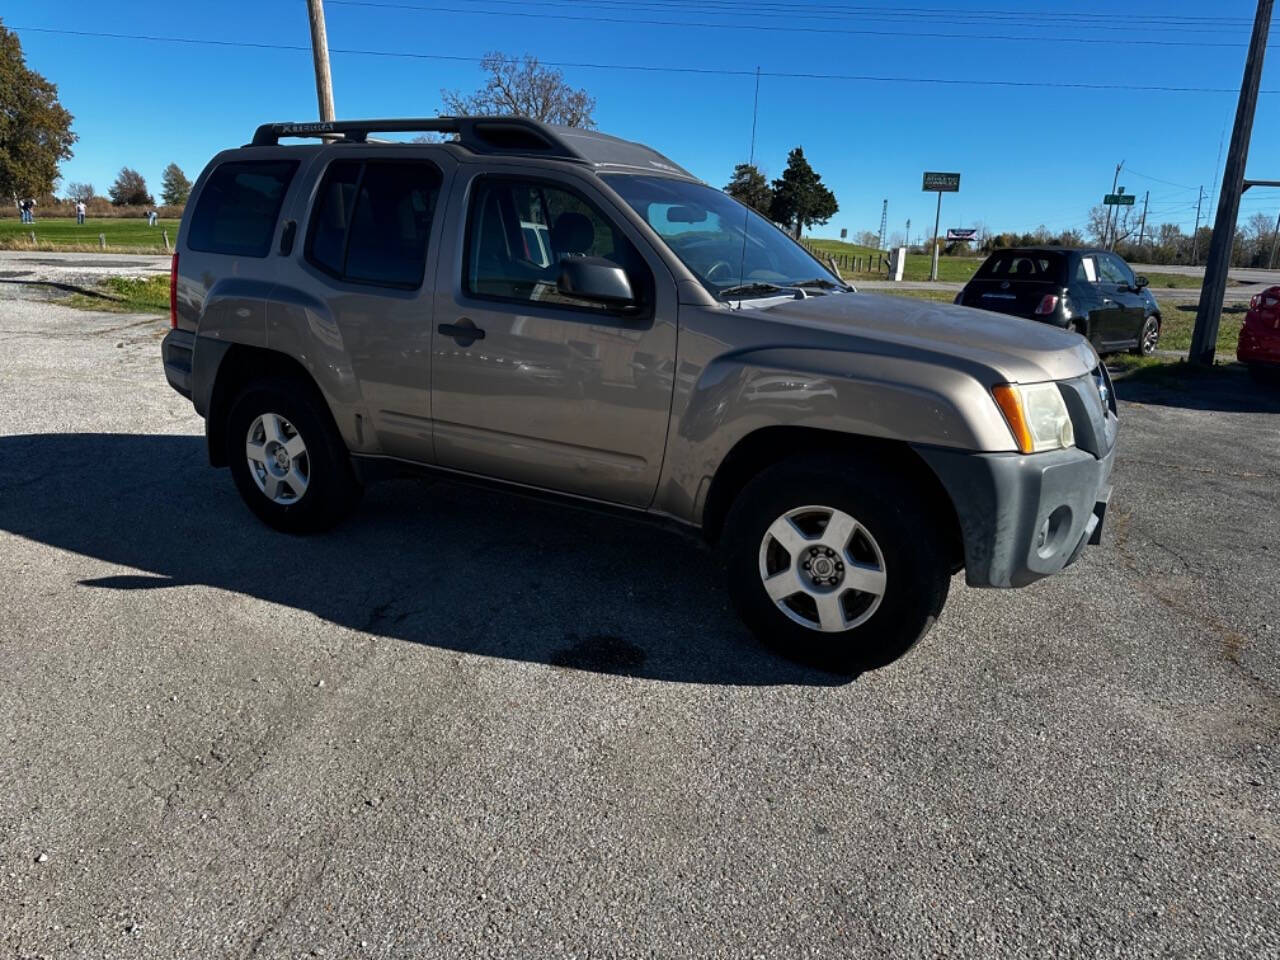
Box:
[7,0,1279,241]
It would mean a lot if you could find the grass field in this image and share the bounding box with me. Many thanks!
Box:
[0,217,180,252]
[804,237,983,283]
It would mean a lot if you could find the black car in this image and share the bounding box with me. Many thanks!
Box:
[957,247,1161,356]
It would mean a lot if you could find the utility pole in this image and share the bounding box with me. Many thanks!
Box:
[1191,186,1204,264]
[929,190,943,280]
[905,218,911,249]
[1104,161,1123,247]
[1191,0,1272,366]
[306,0,336,123]
[1270,209,1280,269]
[877,199,888,252]
[1137,190,1149,252]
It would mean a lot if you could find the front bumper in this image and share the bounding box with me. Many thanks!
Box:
[915,442,1115,588]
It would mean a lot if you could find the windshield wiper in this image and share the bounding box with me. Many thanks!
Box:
[718,282,788,299]
[791,278,843,290]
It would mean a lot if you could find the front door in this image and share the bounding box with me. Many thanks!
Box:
[1097,254,1144,349]
[430,170,678,507]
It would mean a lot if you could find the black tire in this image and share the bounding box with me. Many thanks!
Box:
[1131,314,1160,356]
[722,455,950,673]
[225,376,361,534]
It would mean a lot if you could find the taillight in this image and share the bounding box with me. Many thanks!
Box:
[169,252,178,329]
[1034,294,1059,315]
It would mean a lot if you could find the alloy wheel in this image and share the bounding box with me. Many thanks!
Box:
[757,505,887,633]
[245,412,310,504]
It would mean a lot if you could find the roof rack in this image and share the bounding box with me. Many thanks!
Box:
[249,116,583,160]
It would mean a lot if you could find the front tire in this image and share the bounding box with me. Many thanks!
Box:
[225,376,361,534]
[723,456,950,672]
[1131,315,1160,356]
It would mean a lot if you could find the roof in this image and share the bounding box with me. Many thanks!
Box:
[988,246,1101,256]
[248,116,698,180]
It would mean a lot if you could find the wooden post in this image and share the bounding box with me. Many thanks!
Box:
[99,234,106,250]
[29,231,35,243]
[163,229,171,251]
[306,0,337,123]
[1191,0,1273,364]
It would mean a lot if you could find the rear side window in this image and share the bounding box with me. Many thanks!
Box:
[306,160,442,289]
[187,160,298,258]
[976,252,1064,282]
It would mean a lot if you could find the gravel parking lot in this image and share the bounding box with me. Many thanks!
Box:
[1,273,1278,958]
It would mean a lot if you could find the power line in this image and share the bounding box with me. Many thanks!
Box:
[434,0,1259,34]
[325,0,1252,48]
[14,26,1277,94]
[443,0,1263,27]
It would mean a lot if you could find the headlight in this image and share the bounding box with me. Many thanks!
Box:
[992,382,1075,454]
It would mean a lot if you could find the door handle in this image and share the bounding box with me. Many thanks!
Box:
[438,320,485,345]
[1102,298,1114,304]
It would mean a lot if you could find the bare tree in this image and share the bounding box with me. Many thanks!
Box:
[65,181,94,202]
[442,53,596,128]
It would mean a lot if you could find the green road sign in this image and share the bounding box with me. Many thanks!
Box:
[923,172,961,192]
[1104,193,1136,205]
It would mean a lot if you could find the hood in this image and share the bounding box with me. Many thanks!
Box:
[747,291,1098,384]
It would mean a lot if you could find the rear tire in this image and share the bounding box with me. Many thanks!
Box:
[225,376,361,534]
[723,456,950,673]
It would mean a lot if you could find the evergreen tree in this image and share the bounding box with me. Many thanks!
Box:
[768,147,838,239]
[723,163,773,215]
[160,163,191,206]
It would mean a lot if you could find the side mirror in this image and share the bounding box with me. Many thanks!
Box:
[1134,275,1149,289]
[557,256,635,307]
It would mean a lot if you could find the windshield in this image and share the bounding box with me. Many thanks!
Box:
[603,175,842,299]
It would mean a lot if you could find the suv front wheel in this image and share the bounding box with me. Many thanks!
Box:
[723,456,950,672]
[225,376,361,534]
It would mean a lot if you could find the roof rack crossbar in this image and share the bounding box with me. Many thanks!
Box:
[249,116,585,161]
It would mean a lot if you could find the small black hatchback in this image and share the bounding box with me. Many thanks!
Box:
[956,247,1161,356]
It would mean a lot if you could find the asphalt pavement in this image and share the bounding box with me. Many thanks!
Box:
[1,278,1278,958]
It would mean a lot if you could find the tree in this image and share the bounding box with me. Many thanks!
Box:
[723,163,773,215]
[65,181,94,202]
[768,147,838,239]
[442,52,595,127]
[0,21,76,202]
[109,167,153,206]
[160,162,191,206]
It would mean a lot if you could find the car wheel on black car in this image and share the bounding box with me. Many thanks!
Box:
[1132,315,1160,356]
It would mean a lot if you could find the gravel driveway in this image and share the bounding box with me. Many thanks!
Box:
[1,281,1277,958]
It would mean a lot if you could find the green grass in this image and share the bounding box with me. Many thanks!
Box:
[804,237,982,283]
[0,217,180,252]
[64,275,170,314]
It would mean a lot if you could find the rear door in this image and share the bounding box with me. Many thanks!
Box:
[429,166,678,507]
[272,152,451,464]
[961,252,1065,319]
[1068,253,1106,342]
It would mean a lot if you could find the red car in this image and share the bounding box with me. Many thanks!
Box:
[1237,285,1280,377]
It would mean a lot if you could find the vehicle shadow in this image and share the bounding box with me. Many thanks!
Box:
[0,432,850,687]
[1113,363,1280,414]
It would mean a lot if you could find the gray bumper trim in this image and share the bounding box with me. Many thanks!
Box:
[914,443,1115,589]
[160,328,195,400]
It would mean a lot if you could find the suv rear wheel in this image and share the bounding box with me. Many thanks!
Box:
[723,456,950,672]
[225,376,361,533]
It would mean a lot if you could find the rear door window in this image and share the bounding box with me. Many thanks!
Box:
[306,159,442,289]
[976,252,1064,282]
[1075,256,1099,284]
[187,160,298,258]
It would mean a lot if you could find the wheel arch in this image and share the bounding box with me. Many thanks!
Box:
[700,425,964,572]
[206,344,335,468]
